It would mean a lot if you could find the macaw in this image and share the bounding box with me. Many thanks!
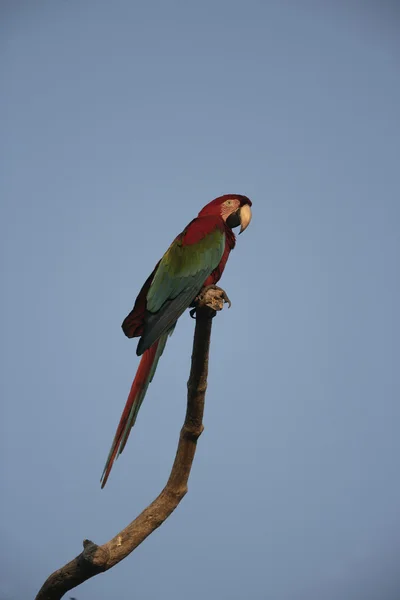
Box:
[101,194,252,487]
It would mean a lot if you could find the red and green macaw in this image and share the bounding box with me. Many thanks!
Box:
[101,194,252,487]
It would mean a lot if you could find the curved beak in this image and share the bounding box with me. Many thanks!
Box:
[239,204,252,234]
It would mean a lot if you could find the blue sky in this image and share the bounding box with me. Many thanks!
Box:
[1,2,400,599]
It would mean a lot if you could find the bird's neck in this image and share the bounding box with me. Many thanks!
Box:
[224,223,236,250]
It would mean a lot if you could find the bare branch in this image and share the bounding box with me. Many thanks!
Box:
[35,287,227,600]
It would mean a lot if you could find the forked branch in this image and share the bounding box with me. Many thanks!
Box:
[35,287,228,600]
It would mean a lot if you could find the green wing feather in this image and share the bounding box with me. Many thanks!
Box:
[137,226,225,355]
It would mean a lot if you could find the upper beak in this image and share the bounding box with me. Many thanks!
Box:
[239,204,252,234]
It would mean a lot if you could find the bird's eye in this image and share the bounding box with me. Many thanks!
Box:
[224,199,233,206]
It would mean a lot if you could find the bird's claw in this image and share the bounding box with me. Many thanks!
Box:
[202,285,232,308]
[190,285,232,318]
[220,289,232,309]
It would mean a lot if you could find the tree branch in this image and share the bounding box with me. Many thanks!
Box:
[35,287,228,600]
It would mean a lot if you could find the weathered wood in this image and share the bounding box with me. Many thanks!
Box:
[35,287,227,600]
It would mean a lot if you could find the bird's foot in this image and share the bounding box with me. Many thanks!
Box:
[190,286,232,318]
[201,285,232,308]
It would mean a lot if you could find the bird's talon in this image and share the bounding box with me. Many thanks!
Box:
[191,285,232,313]
[221,291,232,308]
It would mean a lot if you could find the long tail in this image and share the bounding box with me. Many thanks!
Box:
[100,328,172,488]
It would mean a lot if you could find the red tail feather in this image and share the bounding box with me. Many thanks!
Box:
[100,342,159,488]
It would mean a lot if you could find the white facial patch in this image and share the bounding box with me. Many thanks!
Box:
[220,198,240,220]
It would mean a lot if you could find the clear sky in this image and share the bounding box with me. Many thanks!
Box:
[1,2,399,599]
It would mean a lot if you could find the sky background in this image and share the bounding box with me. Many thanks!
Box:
[1,1,400,599]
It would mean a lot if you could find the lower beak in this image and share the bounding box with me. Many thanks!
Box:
[239,204,252,234]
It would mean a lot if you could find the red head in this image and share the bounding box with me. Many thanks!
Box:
[198,194,252,234]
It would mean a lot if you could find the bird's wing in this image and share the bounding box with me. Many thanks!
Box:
[137,217,225,354]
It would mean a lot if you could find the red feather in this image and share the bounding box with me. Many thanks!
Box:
[100,342,160,488]
[101,194,252,486]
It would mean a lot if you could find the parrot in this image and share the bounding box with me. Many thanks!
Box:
[100,194,252,487]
